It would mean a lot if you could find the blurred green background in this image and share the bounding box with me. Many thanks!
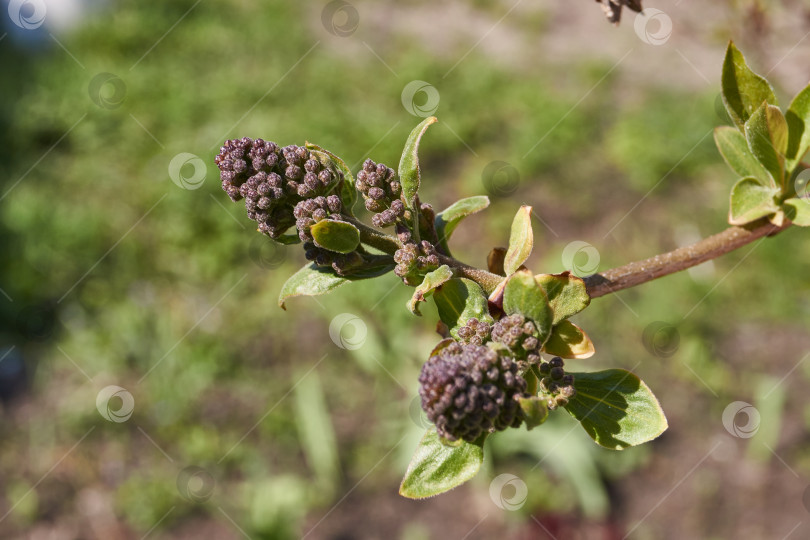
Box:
[1,0,809,538]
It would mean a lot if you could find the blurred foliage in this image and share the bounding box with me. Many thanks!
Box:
[0,0,808,538]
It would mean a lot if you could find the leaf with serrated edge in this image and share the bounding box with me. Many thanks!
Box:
[434,278,493,338]
[399,429,485,499]
[310,220,360,254]
[783,198,810,226]
[786,84,810,170]
[729,177,780,225]
[564,369,668,450]
[503,205,533,276]
[399,117,438,210]
[408,265,453,315]
[543,320,595,359]
[714,126,772,186]
[279,262,393,309]
[435,196,490,253]
[745,103,789,189]
[535,272,590,325]
[502,270,553,346]
[722,41,778,131]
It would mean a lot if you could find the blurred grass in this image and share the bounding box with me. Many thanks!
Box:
[0,0,809,538]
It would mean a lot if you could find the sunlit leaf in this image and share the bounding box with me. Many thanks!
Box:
[503,205,533,276]
[714,126,772,186]
[502,270,553,345]
[721,41,778,131]
[434,195,490,253]
[728,177,779,225]
[399,429,484,499]
[408,265,453,315]
[535,272,590,325]
[399,117,438,209]
[543,320,595,359]
[745,103,788,188]
[310,220,360,253]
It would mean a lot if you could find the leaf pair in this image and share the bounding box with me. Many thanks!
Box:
[717,42,810,227]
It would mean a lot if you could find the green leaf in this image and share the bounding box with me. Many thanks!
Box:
[729,177,780,225]
[543,320,595,359]
[399,429,484,499]
[745,103,789,188]
[434,196,490,253]
[433,278,493,338]
[519,396,549,430]
[279,262,393,309]
[786,84,810,170]
[535,272,590,325]
[564,369,668,450]
[502,270,553,345]
[310,220,360,254]
[721,41,778,131]
[399,117,438,210]
[408,265,453,316]
[783,198,810,226]
[503,205,533,276]
[306,143,357,214]
[713,126,772,186]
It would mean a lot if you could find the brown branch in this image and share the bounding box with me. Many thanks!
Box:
[583,220,791,298]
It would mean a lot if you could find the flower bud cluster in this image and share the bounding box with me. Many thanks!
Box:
[456,318,491,346]
[215,138,338,239]
[356,159,404,228]
[419,342,528,443]
[537,356,576,410]
[491,314,542,363]
[394,241,440,285]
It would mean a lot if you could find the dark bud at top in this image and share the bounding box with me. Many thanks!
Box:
[537,356,576,410]
[419,342,528,443]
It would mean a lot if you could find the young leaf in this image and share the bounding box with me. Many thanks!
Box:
[745,103,789,188]
[306,143,357,214]
[564,369,668,450]
[279,264,349,309]
[399,429,485,499]
[278,262,393,309]
[782,198,810,226]
[433,278,494,337]
[519,396,549,430]
[721,41,778,131]
[310,220,361,253]
[502,270,553,345]
[408,265,453,316]
[543,320,595,359]
[786,84,810,169]
[503,205,533,276]
[535,272,590,325]
[399,117,438,210]
[728,177,780,225]
[713,126,772,186]
[434,195,490,253]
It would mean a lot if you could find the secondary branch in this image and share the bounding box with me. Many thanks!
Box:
[583,220,791,298]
